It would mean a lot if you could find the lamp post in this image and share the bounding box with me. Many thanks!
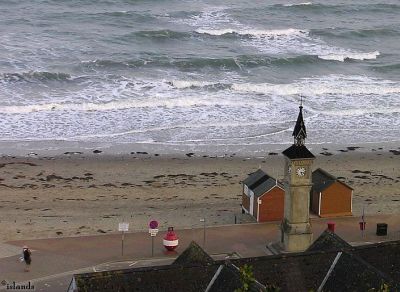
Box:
[200,218,206,249]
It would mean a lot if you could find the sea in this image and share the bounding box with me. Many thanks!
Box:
[0,0,399,155]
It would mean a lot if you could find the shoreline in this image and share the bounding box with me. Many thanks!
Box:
[0,147,399,243]
[0,140,399,158]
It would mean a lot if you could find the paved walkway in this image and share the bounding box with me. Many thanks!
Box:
[0,244,21,259]
[1,214,399,291]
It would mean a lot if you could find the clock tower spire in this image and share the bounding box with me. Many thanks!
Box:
[292,98,307,146]
[280,100,315,252]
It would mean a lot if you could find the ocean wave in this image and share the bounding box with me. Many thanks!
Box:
[231,75,400,96]
[370,63,400,73]
[169,80,230,90]
[272,3,400,12]
[282,2,312,7]
[320,107,400,116]
[0,97,263,114]
[318,51,380,62]
[133,29,190,39]
[0,71,72,83]
[312,28,400,38]
[195,26,379,64]
[80,55,321,71]
[195,28,308,37]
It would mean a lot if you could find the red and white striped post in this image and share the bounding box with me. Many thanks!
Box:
[163,227,179,251]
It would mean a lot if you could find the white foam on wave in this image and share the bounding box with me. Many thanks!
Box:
[318,51,380,61]
[231,75,400,96]
[195,28,308,37]
[0,96,266,114]
[283,2,313,7]
[176,7,380,63]
[170,80,217,89]
[320,107,400,116]
[173,7,240,28]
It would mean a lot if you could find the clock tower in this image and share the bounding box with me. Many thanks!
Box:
[281,103,315,252]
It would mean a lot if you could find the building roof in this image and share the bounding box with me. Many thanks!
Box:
[206,262,266,292]
[230,251,337,291]
[353,240,400,283]
[253,178,283,198]
[243,169,283,197]
[321,251,398,292]
[70,235,400,292]
[292,105,307,146]
[282,144,315,160]
[307,229,352,252]
[242,169,268,189]
[312,168,353,193]
[173,241,214,266]
[72,264,219,292]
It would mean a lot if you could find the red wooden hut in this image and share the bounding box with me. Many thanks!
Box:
[242,169,285,222]
[311,168,353,217]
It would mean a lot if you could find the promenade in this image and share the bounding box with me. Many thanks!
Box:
[1,214,399,292]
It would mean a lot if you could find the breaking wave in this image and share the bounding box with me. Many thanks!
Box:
[195,28,308,37]
[0,71,72,83]
[318,51,380,62]
[282,2,313,7]
[80,55,322,71]
[231,75,400,96]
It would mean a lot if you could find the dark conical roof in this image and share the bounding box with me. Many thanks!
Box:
[282,144,315,159]
[293,105,307,146]
[307,229,352,252]
[173,241,214,266]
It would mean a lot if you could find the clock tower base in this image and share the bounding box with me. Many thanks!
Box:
[281,219,312,252]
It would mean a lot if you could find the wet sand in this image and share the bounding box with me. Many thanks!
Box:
[0,147,399,242]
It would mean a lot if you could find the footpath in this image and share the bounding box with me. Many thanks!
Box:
[1,214,399,292]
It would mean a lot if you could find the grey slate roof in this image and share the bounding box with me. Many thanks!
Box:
[230,251,337,291]
[353,241,400,283]
[242,169,268,188]
[312,168,353,193]
[206,262,266,292]
[322,251,398,292]
[307,229,352,252]
[243,169,283,197]
[253,178,283,198]
[70,234,400,292]
[72,264,219,292]
[173,241,214,266]
[282,144,315,159]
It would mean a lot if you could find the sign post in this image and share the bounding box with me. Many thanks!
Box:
[360,205,366,238]
[200,218,206,249]
[149,220,159,257]
[118,222,129,256]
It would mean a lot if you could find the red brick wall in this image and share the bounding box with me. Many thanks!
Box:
[320,182,352,217]
[258,187,285,222]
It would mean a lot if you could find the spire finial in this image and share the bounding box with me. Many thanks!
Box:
[300,95,303,108]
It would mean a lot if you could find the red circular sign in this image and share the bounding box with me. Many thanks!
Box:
[149,220,158,229]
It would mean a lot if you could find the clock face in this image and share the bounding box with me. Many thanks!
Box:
[296,167,306,177]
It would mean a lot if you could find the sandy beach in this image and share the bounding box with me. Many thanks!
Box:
[0,146,399,242]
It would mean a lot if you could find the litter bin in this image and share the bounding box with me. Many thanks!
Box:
[327,222,335,232]
[376,223,387,236]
